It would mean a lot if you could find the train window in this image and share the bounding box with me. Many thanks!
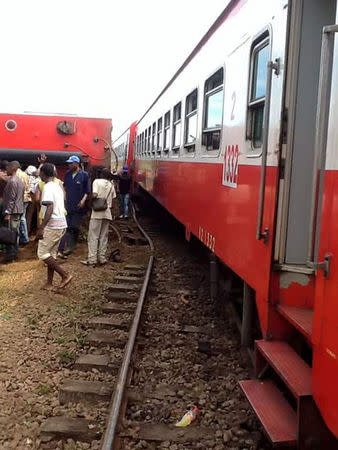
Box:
[142,132,145,156]
[172,102,181,152]
[247,35,269,150]
[184,89,198,151]
[157,117,163,154]
[152,122,156,154]
[163,111,170,153]
[148,126,151,156]
[144,129,148,157]
[202,68,224,151]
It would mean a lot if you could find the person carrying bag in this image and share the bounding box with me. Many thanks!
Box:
[91,184,113,211]
[0,225,17,246]
[2,161,25,263]
[81,168,116,267]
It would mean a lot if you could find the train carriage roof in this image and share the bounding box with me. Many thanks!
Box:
[137,0,240,124]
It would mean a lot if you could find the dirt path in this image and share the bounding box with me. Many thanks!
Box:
[0,234,136,449]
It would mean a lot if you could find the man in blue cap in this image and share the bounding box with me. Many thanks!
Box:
[59,155,91,256]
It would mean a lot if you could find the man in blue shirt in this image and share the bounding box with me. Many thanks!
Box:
[59,155,91,256]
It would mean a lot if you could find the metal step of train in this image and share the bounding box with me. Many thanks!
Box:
[277,305,313,342]
[240,379,297,447]
[240,319,338,449]
[240,338,312,448]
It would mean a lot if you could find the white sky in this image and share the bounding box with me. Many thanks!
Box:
[0,0,229,139]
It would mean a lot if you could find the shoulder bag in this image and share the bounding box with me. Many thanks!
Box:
[91,184,113,212]
[0,225,17,245]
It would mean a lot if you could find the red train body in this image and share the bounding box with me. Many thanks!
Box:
[117,0,338,447]
[0,113,112,176]
[113,122,137,172]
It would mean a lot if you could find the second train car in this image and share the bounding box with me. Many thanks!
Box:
[115,1,338,447]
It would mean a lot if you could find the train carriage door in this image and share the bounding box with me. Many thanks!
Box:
[310,10,338,438]
[275,0,337,267]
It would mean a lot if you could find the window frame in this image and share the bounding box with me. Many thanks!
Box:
[246,31,270,157]
[163,110,171,154]
[157,117,163,155]
[202,67,224,153]
[147,126,151,156]
[184,88,198,153]
[151,122,156,155]
[172,101,182,154]
[144,129,148,157]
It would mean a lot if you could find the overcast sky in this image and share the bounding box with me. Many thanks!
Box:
[0,0,229,139]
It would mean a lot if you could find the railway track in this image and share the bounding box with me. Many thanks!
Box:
[39,205,151,449]
[39,202,268,450]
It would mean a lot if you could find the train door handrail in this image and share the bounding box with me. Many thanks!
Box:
[256,58,280,243]
[307,24,338,272]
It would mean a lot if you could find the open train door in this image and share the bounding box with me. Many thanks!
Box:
[310,14,338,439]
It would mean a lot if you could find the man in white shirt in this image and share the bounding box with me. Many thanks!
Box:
[36,163,73,290]
[81,167,116,266]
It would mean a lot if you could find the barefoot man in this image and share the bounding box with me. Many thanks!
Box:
[36,163,73,290]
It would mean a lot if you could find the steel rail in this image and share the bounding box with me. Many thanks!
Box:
[109,222,122,244]
[101,201,154,449]
[130,202,155,252]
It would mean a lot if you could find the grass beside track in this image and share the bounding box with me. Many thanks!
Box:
[0,235,146,450]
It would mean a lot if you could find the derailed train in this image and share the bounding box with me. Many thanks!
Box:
[0,113,112,175]
[114,1,338,447]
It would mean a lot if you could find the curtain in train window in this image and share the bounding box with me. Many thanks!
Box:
[247,35,270,149]
[184,89,198,149]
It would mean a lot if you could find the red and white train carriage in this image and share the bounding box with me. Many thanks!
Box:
[113,122,137,172]
[115,0,338,447]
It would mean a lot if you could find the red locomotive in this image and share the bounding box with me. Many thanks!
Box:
[0,113,112,175]
[115,0,338,447]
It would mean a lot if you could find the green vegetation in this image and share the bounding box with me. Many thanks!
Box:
[37,384,52,395]
[59,350,76,364]
[1,313,10,321]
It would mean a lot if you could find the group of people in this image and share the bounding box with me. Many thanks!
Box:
[0,154,132,290]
